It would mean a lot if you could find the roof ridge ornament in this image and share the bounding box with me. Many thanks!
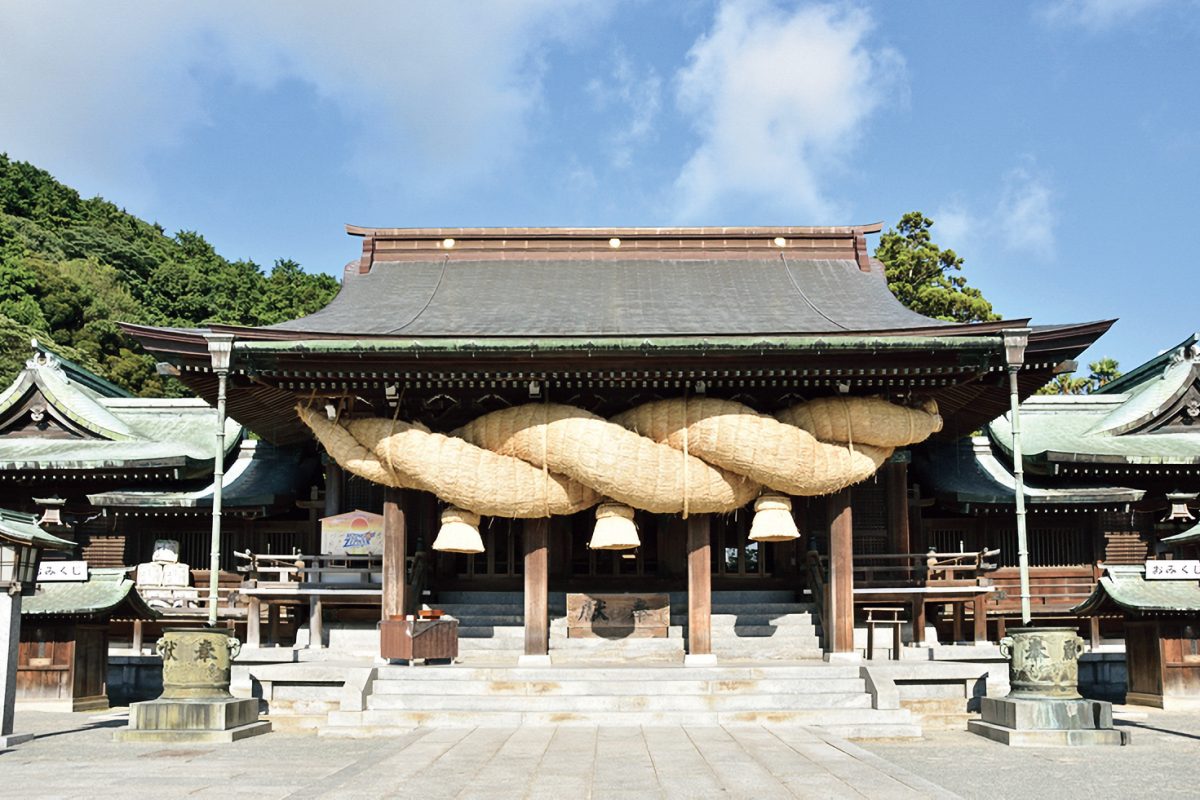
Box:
[26,339,62,374]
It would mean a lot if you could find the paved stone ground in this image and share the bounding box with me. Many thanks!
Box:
[0,710,951,800]
[859,708,1200,800]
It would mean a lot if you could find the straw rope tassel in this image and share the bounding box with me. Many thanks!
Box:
[682,391,690,520]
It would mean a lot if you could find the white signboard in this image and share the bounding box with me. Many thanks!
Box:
[1145,560,1200,580]
[38,560,88,582]
[320,510,385,556]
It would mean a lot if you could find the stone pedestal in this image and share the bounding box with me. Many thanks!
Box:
[114,628,270,743]
[114,698,270,743]
[968,696,1130,746]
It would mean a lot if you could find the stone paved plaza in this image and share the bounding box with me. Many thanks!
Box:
[3,707,1200,799]
[0,710,950,800]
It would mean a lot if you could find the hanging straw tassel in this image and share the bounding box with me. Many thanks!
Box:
[432,507,485,554]
[748,494,800,542]
[590,502,640,550]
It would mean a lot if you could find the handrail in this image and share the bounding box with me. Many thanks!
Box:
[804,550,827,649]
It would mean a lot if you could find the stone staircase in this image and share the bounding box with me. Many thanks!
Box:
[439,589,823,663]
[322,663,920,739]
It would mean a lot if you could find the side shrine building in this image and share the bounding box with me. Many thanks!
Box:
[125,224,1111,667]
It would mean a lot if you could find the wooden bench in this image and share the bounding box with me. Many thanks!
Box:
[862,606,905,660]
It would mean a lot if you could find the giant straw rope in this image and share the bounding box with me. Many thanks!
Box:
[297,395,942,518]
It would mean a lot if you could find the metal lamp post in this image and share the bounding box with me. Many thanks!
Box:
[204,333,235,628]
[1002,329,1032,625]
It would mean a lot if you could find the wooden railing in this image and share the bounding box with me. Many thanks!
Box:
[804,551,826,646]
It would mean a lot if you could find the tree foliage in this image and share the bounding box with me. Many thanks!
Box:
[1035,358,1123,395]
[0,154,339,396]
[875,212,1000,323]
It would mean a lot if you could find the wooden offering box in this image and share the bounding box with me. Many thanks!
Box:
[380,616,458,662]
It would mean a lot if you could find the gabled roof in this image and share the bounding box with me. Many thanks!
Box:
[0,341,240,474]
[989,336,1200,470]
[913,436,1142,511]
[22,566,158,619]
[1074,564,1200,616]
[0,508,73,551]
[86,440,319,513]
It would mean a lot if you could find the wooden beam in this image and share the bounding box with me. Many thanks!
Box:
[886,461,911,554]
[382,490,407,621]
[827,490,855,654]
[687,515,712,657]
[524,518,550,657]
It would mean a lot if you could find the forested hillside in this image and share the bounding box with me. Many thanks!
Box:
[0,154,339,396]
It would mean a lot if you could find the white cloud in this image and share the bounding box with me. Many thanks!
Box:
[587,50,662,170]
[929,203,975,255]
[0,1,604,203]
[996,165,1056,258]
[1037,0,1168,32]
[932,162,1057,261]
[672,0,901,222]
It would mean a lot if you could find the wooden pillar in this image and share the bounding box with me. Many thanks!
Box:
[886,461,911,555]
[827,489,855,654]
[972,595,987,643]
[382,489,407,620]
[687,515,713,660]
[246,596,262,649]
[267,604,280,646]
[523,519,550,659]
[952,602,965,643]
[911,596,926,646]
[324,460,343,517]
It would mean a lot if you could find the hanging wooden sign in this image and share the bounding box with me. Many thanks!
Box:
[566,592,669,638]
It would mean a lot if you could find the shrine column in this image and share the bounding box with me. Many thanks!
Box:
[521,518,551,666]
[382,489,406,621]
[885,460,911,555]
[686,514,716,665]
[826,489,856,656]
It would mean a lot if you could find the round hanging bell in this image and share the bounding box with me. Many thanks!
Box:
[589,502,640,551]
[748,493,800,542]
[431,507,485,554]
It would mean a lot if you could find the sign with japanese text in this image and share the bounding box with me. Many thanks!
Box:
[320,509,385,555]
[1145,560,1200,580]
[566,593,669,638]
[37,560,88,582]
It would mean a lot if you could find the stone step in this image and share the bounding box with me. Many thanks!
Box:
[701,625,818,638]
[373,663,854,681]
[368,677,868,696]
[366,692,873,712]
[325,706,917,732]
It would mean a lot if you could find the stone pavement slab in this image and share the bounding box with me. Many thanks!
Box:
[859,708,1200,800]
[0,708,951,799]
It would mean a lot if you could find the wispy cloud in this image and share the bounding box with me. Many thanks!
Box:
[0,1,607,202]
[672,0,902,222]
[587,50,662,169]
[931,161,1057,261]
[996,165,1056,258]
[1037,0,1168,32]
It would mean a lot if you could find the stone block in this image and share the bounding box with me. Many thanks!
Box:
[159,562,191,587]
[114,721,271,743]
[979,696,1113,731]
[152,539,180,563]
[967,719,1130,746]
[135,562,164,586]
[129,697,259,731]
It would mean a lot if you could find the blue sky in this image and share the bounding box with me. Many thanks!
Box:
[1,0,1197,372]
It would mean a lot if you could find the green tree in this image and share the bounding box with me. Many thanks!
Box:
[876,212,1000,323]
[1035,358,1121,395]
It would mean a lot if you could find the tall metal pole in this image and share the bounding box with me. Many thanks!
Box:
[205,334,235,628]
[1003,330,1032,626]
